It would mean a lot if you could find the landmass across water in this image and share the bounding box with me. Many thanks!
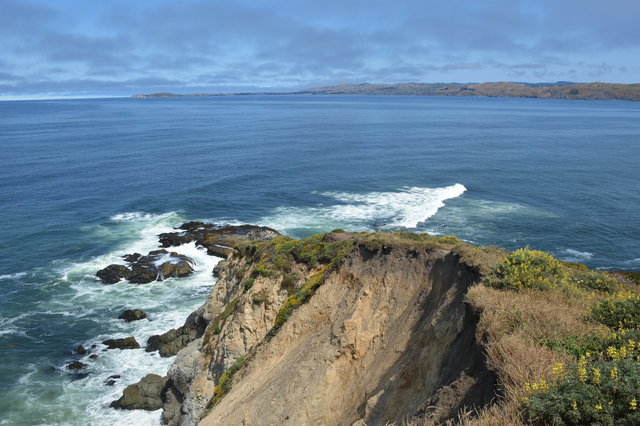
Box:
[132,81,640,101]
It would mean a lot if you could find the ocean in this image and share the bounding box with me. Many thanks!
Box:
[0,95,638,424]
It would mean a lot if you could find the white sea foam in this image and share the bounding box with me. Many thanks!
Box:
[0,313,30,337]
[4,212,221,425]
[260,184,466,233]
[0,272,28,281]
[559,249,594,262]
[109,211,179,223]
[622,258,640,267]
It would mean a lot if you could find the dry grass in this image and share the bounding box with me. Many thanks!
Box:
[352,231,507,275]
[457,277,633,425]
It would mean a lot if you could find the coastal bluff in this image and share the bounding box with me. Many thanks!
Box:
[111,225,640,425]
[114,228,500,425]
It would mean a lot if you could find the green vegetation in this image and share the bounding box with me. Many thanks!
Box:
[476,244,640,424]
[242,278,254,292]
[486,247,567,291]
[202,297,240,345]
[207,356,247,409]
[524,301,640,425]
[252,290,268,305]
[523,355,640,425]
[592,294,640,330]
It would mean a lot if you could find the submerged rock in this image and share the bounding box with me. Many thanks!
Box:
[110,374,168,411]
[67,361,87,370]
[105,375,121,386]
[74,345,87,355]
[118,309,147,322]
[102,337,140,350]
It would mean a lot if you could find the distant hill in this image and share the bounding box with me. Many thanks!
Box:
[298,82,640,101]
[132,81,640,101]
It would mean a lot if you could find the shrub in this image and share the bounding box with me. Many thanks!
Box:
[487,247,567,291]
[523,354,640,425]
[251,263,273,278]
[571,270,617,293]
[437,235,461,245]
[203,298,240,345]
[592,295,640,330]
[208,356,246,408]
[242,278,254,292]
[252,291,268,305]
[280,273,298,294]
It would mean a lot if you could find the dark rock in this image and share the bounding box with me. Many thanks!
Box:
[89,354,98,360]
[124,250,195,283]
[159,232,192,247]
[75,345,87,355]
[91,344,97,349]
[96,264,131,284]
[67,361,87,370]
[145,309,208,357]
[178,221,208,231]
[103,337,140,350]
[205,245,234,258]
[105,375,121,386]
[128,264,158,284]
[123,253,142,263]
[118,309,147,322]
[110,374,168,411]
[159,224,280,260]
[212,261,225,278]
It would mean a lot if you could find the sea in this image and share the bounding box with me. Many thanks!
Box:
[0,95,638,425]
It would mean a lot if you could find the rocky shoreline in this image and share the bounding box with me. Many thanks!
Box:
[64,223,279,410]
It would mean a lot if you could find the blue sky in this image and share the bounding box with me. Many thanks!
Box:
[1,0,639,98]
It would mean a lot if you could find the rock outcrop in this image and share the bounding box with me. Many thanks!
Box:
[103,337,140,350]
[96,250,195,285]
[146,308,209,357]
[110,374,168,410]
[159,223,280,258]
[118,309,147,322]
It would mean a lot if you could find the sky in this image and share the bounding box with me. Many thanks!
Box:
[1,0,639,99]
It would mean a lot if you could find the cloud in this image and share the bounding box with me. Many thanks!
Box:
[1,0,639,97]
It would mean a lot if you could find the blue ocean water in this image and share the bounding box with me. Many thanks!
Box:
[0,95,639,424]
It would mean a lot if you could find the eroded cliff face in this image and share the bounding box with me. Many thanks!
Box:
[159,235,497,426]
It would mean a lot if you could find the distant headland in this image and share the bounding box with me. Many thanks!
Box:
[132,81,640,101]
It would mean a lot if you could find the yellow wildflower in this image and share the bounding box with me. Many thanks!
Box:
[553,362,564,378]
[631,398,637,411]
[595,402,603,411]
[592,368,601,385]
[571,400,578,411]
[610,366,619,380]
[578,357,588,383]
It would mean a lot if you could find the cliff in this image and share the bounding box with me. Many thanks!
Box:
[113,228,640,425]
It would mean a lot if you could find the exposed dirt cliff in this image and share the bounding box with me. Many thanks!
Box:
[151,232,498,425]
